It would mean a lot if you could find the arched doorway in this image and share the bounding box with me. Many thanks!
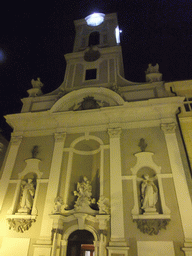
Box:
[67,230,94,256]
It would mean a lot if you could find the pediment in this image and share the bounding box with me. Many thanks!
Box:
[50,87,125,113]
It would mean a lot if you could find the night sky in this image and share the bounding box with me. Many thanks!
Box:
[0,0,192,139]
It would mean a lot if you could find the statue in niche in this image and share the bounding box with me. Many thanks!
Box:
[74,176,95,210]
[18,179,35,214]
[141,174,158,213]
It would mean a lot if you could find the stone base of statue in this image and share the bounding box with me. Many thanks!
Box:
[145,73,162,83]
[17,207,31,214]
[143,207,158,215]
[27,88,43,97]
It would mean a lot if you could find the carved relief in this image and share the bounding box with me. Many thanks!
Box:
[134,219,170,235]
[108,128,122,138]
[7,218,36,233]
[77,96,100,110]
[161,123,176,134]
[74,176,96,211]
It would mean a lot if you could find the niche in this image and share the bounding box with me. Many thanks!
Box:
[16,173,37,215]
[67,138,101,209]
[137,168,162,215]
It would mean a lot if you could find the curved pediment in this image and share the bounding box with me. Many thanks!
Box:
[50,87,125,113]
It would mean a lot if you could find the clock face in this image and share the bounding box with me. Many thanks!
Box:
[84,47,100,62]
[85,13,105,27]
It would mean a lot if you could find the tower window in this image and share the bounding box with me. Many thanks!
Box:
[85,69,97,80]
[89,32,100,46]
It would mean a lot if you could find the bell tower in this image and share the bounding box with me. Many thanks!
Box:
[61,13,124,91]
[73,13,120,51]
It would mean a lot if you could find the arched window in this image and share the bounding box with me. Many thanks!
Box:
[88,32,100,46]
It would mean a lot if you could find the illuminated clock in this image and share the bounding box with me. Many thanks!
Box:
[85,13,105,27]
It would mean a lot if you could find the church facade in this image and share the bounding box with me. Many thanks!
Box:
[0,13,192,256]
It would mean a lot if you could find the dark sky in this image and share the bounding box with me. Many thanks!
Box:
[0,0,192,139]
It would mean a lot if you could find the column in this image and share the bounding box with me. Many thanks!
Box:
[0,135,22,212]
[161,123,192,255]
[108,128,127,246]
[39,132,66,240]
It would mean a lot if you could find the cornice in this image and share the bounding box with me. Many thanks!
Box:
[5,97,183,136]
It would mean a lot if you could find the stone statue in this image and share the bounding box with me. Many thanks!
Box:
[145,63,159,74]
[18,179,35,214]
[97,196,110,214]
[52,196,64,213]
[28,78,43,97]
[141,174,158,213]
[74,176,95,210]
[32,145,39,158]
[31,77,44,89]
[138,138,147,152]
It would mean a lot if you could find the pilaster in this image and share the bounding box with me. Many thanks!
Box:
[161,123,192,254]
[108,128,127,247]
[39,132,66,240]
[0,135,22,212]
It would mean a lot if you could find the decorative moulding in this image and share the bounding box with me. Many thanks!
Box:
[130,150,171,235]
[50,87,125,113]
[6,214,36,233]
[133,218,170,235]
[130,152,161,175]
[50,178,110,236]
[18,158,43,179]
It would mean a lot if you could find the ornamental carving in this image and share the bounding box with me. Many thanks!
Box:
[77,96,100,110]
[161,123,176,134]
[7,218,36,233]
[74,176,96,211]
[134,219,170,235]
[108,128,122,138]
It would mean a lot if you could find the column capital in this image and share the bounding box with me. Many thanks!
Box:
[161,122,176,134]
[10,135,23,145]
[54,132,66,142]
[108,128,122,138]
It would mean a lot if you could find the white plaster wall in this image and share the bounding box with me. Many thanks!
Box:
[121,127,185,255]
[137,241,175,256]
[0,237,30,256]
[11,136,54,179]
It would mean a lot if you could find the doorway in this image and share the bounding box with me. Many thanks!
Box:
[67,230,94,256]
